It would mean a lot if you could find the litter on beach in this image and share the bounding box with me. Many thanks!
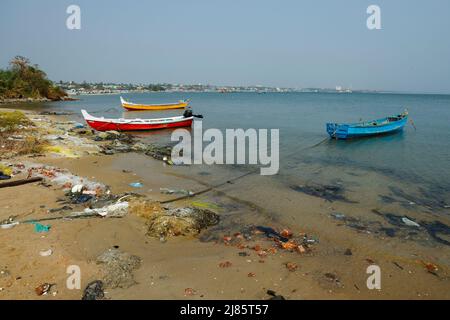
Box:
[129,182,143,188]
[402,217,421,227]
[0,221,19,229]
[81,201,129,218]
[39,249,53,257]
[32,222,51,233]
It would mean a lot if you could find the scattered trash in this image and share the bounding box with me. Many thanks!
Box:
[423,262,438,273]
[324,272,342,287]
[0,171,11,180]
[0,216,18,229]
[402,217,420,228]
[219,261,232,268]
[32,222,51,233]
[297,245,306,253]
[280,241,298,250]
[35,283,52,296]
[48,205,73,213]
[82,280,105,300]
[247,272,256,277]
[0,269,10,278]
[82,190,97,195]
[331,212,346,220]
[285,262,298,272]
[280,229,293,238]
[129,182,143,188]
[0,222,18,230]
[266,290,286,300]
[72,123,85,129]
[39,111,75,116]
[96,247,141,289]
[255,226,289,242]
[81,201,129,218]
[70,194,93,204]
[344,248,353,256]
[71,184,84,194]
[184,288,196,296]
[39,249,53,257]
[160,188,194,196]
[0,177,43,189]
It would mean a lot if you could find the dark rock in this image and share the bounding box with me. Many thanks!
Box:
[96,248,141,289]
[82,280,104,300]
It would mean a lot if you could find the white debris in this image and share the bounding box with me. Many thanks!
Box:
[71,184,84,193]
[402,217,420,227]
[83,201,129,217]
[39,249,53,257]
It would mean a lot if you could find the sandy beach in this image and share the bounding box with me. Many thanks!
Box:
[0,107,449,300]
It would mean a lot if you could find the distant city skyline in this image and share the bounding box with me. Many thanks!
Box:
[1,0,449,94]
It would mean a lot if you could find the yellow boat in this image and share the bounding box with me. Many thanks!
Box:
[120,96,189,111]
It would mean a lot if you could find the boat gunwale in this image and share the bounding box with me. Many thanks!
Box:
[120,96,188,107]
[81,109,193,124]
[328,114,408,129]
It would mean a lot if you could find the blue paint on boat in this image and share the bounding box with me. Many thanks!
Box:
[326,111,409,139]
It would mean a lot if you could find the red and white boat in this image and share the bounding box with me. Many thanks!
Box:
[81,109,193,131]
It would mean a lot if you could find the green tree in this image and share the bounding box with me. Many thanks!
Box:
[0,56,67,101]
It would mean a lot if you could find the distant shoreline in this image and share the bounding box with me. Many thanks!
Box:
[0,96,79,105]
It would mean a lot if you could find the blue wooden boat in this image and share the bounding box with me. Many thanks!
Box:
[326,111,408,139]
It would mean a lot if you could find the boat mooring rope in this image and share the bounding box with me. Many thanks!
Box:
[161,136,331,204]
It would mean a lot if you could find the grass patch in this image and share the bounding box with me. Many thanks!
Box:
[0,111,45,158]
[0,110,32,131]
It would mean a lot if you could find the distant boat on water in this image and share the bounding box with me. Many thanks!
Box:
[120,96,189,111]
[326,111,409,139]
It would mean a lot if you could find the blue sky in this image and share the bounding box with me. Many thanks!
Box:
[1,0,449,93]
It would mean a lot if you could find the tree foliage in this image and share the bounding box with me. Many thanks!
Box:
[0,56,67,100]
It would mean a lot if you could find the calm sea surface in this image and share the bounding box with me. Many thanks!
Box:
[3,92,450,209]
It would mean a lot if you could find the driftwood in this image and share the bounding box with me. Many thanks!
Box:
[0,177,43,189]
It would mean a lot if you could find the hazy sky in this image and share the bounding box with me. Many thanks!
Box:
[1,0,449,93]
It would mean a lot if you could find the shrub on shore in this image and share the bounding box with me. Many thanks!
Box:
[0,110,46,158]
[0,56,67,101]
[0,110,32,132]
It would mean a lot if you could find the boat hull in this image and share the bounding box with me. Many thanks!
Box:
[326,115,408,139]
[120,96,188,111]
[122,102,188,111]
[81,109,193,132]
[85,118,193,131]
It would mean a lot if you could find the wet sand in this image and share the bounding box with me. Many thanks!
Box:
[1,109,449,300]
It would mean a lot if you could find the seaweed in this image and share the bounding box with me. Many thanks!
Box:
[420,221,450,246]
[290,184,357,203]
[388,186,449,211]
[370,209,450,246]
